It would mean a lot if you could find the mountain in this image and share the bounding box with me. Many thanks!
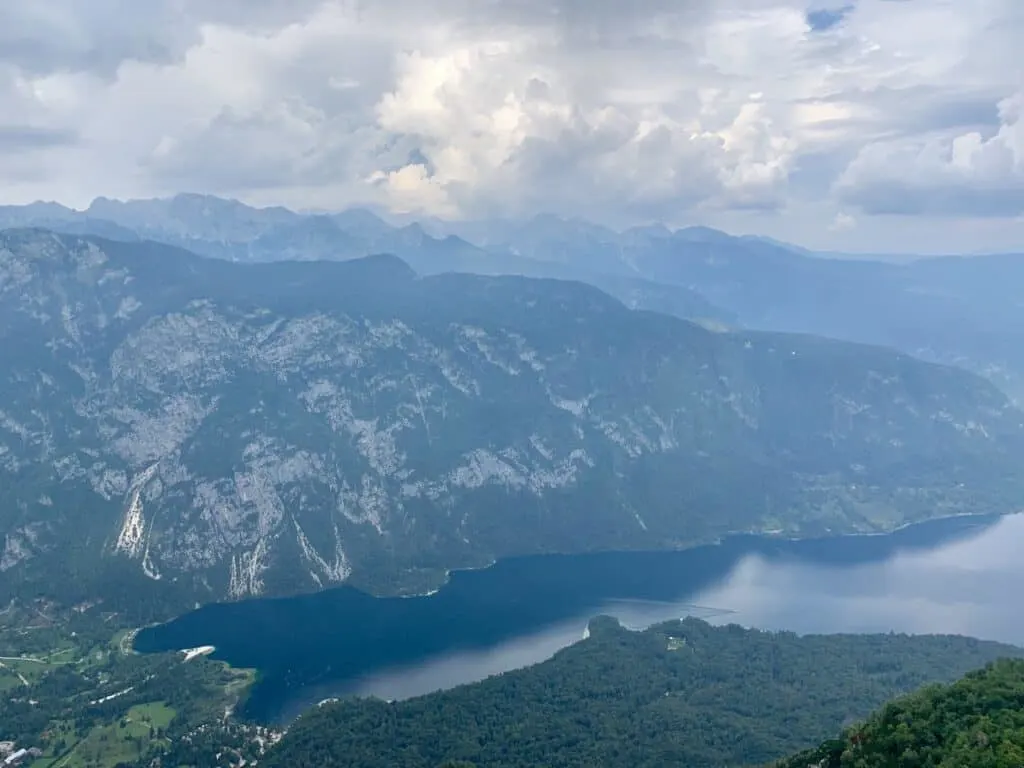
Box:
[775,657,1024,768]
[85,193,300,241]
[487,219,1024,401]
[7,195,1022,402]
[0,196,736,328]
[260,616,1023,768]
[1,229,1023,608]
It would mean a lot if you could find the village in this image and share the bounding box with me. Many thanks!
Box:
[0,741,42,766]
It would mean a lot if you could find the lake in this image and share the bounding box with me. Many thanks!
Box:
[134,512,1024,724]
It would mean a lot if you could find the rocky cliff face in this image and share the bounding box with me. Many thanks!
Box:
[1,229,1022,606]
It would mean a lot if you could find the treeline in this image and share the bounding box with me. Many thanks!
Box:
[775,658,1024,768]
[260,616,1022,768]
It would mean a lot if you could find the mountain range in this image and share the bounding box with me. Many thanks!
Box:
[0,196,735,332]
[2,194,1022,402]
[1,227,1023,608]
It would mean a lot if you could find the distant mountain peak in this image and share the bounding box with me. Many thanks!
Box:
[624,223,672,239]
[1,200,76,216]
[673,225,734,242]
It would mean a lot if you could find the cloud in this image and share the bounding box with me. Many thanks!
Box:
[836,91,1024,216]
[0,1,326,76]
[0,125,76,150]
[829,211,857,231]
[0,0,1022,249]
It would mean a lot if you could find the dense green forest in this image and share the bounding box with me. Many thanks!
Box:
[262,617,1022,768]
[3,603,1022,768]
[775,658,1024,768]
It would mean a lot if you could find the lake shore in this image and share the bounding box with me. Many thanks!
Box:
[397,507,1014,599]
[134,509,1023,725]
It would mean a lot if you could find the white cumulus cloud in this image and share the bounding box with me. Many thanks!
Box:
[0,0,1022,251]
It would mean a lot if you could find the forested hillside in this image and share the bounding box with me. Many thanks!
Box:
[262,617,1021,768]
[775,658,1024,768]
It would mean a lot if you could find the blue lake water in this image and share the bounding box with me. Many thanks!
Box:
[134,512,1024,723]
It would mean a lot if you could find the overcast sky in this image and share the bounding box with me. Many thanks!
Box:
[1,0,1022,252]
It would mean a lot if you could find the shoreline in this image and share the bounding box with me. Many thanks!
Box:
[755,508,1009,545]
[182,644,216,661]
[141,507,1022,726]
[130,508,1018,636]
[128,509,1012,656]
[398,558,499,599]
[396,508,1014,599]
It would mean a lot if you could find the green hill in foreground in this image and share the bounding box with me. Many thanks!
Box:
[775,658,1024,768]
[261,617,1023,768]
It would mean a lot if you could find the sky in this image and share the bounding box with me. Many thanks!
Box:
[0,0,1022,253]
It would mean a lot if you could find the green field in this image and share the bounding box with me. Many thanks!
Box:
[38,702,177,768]
[0,600,257,768]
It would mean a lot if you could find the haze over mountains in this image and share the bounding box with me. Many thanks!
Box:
[3,193,1023,405]
[1,219,1024,607]
[3,1,1023,764]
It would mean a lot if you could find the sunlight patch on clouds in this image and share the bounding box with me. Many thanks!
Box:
[0,0,1022,247]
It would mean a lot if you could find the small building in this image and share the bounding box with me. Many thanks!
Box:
[3,748,27,765]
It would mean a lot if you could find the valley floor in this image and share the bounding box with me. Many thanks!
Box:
[0,601,268,768]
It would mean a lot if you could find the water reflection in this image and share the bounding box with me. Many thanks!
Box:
[293,599,732,717]
[696,513,1024,641]
[135,512,1022,723]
